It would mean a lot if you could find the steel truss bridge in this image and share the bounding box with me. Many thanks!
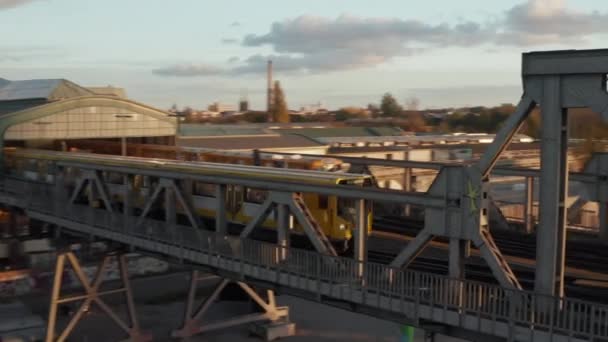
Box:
[1,49,608,342]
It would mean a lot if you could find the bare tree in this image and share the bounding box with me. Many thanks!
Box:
[404,96,421,111]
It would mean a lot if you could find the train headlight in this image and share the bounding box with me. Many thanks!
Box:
[339,224,346,231]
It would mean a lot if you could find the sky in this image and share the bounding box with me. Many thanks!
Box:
[1,0,608,110]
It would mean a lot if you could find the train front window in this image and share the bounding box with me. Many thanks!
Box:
[337,177,373,187]
[337,198,355,219]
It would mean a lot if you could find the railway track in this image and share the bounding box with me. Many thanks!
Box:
[371,215,608,302]
[174,215,608,302]
[374,215,608,274]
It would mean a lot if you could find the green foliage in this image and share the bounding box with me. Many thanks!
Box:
[520,109,540,138]
[380,93,402,117]
[334,107,369,121]
[240,111,268,123]
[271,81,290,123]
[367,103,380,117]
[440,105,513,133]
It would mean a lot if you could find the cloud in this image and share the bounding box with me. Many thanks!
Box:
[0,0,39,10]
[227,56,239,63]
[221,38,238,44]
[498,0,608,45]
[152,63,225,77]
[240,14,492,73]
[0,46,65,62]
[231,51,419,75]
[230,21,241,27]
[243,15,491,53]
[153,0,608,77]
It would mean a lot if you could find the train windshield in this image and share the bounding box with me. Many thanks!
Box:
[336,176,372,219]
[337,177,373,187]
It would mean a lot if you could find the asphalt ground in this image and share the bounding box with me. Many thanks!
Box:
[20,271,467,342]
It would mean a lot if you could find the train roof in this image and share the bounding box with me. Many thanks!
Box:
[180,146,343,162]
[7,148,371,185]
[316,133,535,146]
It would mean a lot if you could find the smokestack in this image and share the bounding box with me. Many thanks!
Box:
[267,60,273,122]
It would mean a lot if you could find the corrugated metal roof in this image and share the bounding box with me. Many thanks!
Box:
[179,124,270,137]
[0,79,63,101]
[178,134,325,150]
[0,79,93,102]
[0,99,48,116]
[277,127,404,138]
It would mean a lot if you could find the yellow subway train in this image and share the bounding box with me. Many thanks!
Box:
[4,148,373,250]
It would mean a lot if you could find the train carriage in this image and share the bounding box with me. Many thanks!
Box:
[4,148,373,251]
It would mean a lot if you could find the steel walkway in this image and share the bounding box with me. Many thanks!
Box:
[2,178,607,342]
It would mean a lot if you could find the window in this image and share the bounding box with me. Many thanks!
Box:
[246,188,267,204]
[318,195,328,209]
[193,182,216,196]
[104,171,124,185]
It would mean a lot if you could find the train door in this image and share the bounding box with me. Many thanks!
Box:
[313,194,333,235]
[226,185,244,218]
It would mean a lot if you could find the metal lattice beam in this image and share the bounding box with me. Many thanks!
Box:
[45,252,149,342]
[475,96,536,178]
[172,271,290,338]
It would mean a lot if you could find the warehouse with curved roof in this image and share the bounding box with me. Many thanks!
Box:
[0,78,176,150]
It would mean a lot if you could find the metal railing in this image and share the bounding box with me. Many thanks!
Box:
[3,177,608,341]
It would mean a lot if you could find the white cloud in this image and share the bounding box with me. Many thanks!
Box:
[152,64,225,77]
[239,14,491,73]
[153,0,608,77]
[499,0,608,45]
[0,0,39,10]
[0,46,65,62]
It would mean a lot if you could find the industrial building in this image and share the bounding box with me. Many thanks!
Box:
[0,78,177,151]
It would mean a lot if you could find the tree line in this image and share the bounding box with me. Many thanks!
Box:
[179,88,608,143]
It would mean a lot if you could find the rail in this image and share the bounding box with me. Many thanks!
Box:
[1,177,607,341]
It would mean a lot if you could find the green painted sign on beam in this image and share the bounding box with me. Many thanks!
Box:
[400,325,414,342]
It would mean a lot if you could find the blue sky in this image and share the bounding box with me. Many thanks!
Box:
[1,0,607,110]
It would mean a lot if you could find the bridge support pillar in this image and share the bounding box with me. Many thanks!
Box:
[535,77,568,298]
[448,239,468,279]
[45,251,149,342]
[524,176,534,234]
[353,199,368,277]
[403,167,412,216]
[277,203,290,261]
[215,184,227,235]
[172,270,294,340]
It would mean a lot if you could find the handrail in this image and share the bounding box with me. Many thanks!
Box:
[2,177,608,340]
